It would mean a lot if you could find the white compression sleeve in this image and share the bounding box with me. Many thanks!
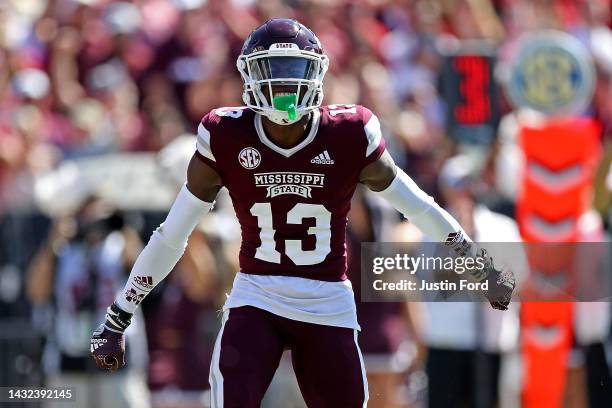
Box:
[115,184,214,313]
[373,168,474,247]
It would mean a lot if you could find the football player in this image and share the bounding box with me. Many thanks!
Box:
[91,18,515,407]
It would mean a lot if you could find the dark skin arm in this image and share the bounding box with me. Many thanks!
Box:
[359,150,397,191]
[186,153,223,202]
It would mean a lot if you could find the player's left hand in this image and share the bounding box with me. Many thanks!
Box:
[479,249,516,311]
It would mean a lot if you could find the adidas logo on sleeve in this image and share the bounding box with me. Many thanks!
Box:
[134,276,153,290]
[311,150,334,165]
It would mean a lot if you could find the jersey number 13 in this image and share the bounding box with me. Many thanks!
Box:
[250,203,331,265]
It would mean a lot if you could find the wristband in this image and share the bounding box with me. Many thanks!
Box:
[104,302,132,333]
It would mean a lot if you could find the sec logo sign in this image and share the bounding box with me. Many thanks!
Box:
[239,147,261,169]
[506,30,595,116]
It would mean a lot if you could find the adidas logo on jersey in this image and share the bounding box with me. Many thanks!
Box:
[311,151,334,165]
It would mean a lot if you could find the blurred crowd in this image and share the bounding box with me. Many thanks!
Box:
[1,0,612,212]
[1,0,612,407]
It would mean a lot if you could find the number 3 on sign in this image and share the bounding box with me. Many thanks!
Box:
[250,203,331,265]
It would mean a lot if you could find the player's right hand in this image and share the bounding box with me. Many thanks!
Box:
[90,324,125,370]
[90,302,133,370]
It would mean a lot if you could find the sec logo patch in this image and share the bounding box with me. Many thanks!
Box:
[239,147,261,169]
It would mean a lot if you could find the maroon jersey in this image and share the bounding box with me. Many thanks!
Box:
[195,105,385,281]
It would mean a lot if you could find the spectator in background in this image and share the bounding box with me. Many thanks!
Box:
[0,65,63,211]
[26,196,149,408]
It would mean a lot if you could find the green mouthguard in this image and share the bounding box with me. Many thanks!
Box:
[273,93,297,121]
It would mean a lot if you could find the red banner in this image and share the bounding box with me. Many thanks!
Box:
[517,117,600,407]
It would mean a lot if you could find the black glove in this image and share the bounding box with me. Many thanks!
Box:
[478,249,516,311]
[90,302,132,370]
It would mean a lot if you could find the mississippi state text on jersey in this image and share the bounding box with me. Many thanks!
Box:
[195,104,385,281]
